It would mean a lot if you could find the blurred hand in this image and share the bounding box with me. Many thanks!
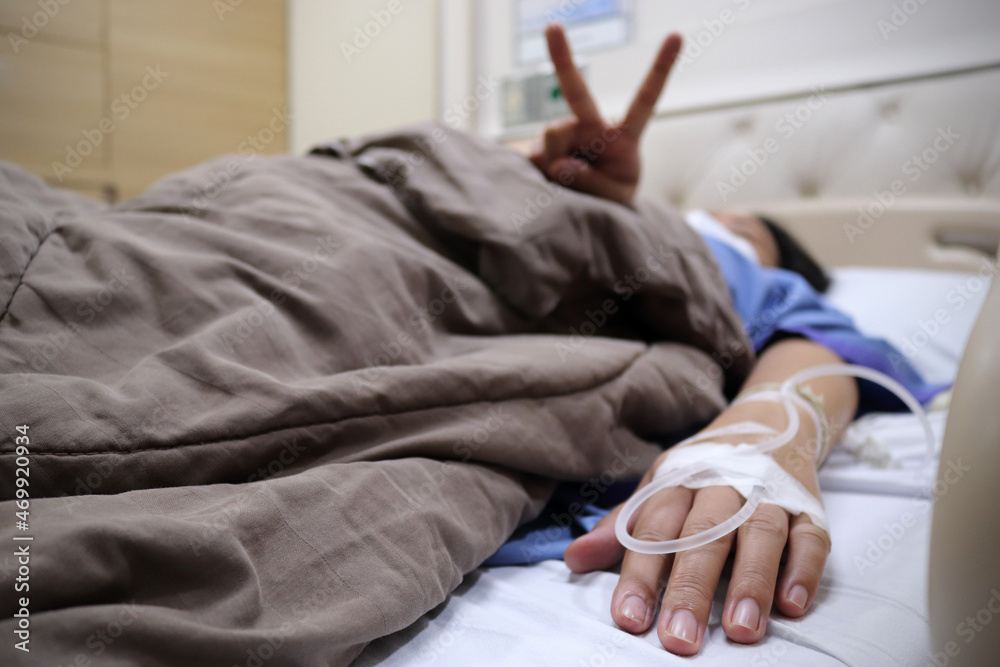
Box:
[529,24,682,206]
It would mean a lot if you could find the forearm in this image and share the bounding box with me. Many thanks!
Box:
[686,338,858,492]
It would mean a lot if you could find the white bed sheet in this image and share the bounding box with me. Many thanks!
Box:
[825,266,991,387]
[355,267,991,667]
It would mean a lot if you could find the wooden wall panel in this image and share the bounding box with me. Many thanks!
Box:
[108,0,287,199]
[0,0,103,46]
[0,1,287,200]
[0,39,107,190]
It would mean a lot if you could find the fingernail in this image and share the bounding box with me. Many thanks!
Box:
[666,609,698,644]
[788,585,809,610]
[620,595,647,625]
[733,598,761,631]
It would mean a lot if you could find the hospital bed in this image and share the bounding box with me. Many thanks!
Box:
[354,65,1000,666]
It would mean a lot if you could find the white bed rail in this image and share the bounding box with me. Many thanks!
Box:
[928,247,1000,665]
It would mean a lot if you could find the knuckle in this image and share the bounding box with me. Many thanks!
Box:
[733,559,777,593]
[632,526,674,542]
[793,523,832,554]
[681,516,726,538]
[740,513,789,543]
[666,571,716,604]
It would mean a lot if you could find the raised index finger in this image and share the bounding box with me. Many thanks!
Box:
[545,24,602,125]
[623,33,682,139]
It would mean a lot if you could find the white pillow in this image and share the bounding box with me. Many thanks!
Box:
[825,267,991,385]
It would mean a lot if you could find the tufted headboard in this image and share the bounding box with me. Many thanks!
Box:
[637,66,1000,271]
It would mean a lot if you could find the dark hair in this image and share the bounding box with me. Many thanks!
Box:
[757,215,831,293]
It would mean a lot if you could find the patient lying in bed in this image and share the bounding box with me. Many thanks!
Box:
[0,23,948,667]
[514,24,942,657]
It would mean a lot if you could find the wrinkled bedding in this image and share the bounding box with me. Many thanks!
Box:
[0,125,752,666]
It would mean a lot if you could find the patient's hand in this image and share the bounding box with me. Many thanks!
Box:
[528,25,681,206]
[565,339,858,656]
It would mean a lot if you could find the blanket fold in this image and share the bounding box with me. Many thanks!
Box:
[0,124,751,666]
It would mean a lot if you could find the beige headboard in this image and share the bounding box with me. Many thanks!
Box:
[753,198,1000,272]
[637,66,1000,270]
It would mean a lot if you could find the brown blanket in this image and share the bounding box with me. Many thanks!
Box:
[0,125,752,666]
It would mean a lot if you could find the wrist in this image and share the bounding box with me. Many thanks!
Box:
[676,395,823,494]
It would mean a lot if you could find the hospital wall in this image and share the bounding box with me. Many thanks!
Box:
[288,0,439,153]
[472,0,1000,138]
[288,0,1000,150]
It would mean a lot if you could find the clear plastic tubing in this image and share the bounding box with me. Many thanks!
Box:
[615,363,936,555]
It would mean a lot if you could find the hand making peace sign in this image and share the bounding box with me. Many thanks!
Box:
[529,24,682,206]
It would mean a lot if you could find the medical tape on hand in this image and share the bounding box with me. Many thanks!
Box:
[615,363,936,555]
[735,389,826,461]
[614,443,829,555]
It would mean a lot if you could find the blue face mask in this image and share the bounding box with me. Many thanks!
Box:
[685,209,761,265]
